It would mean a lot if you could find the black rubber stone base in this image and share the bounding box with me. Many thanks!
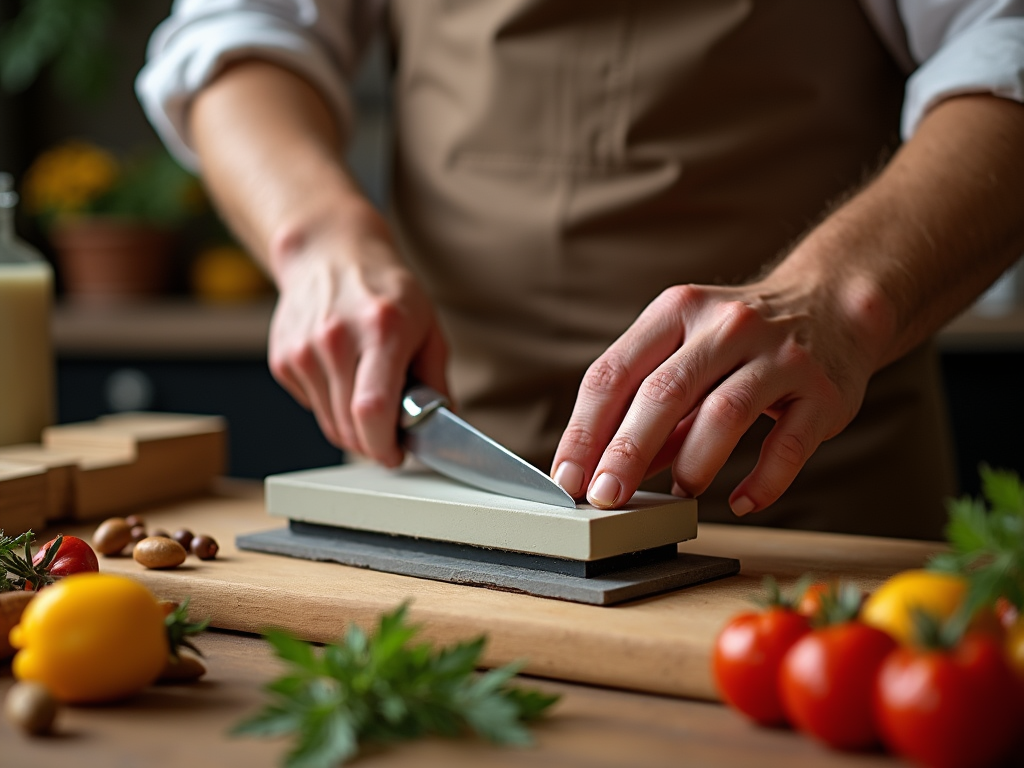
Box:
[236,523,740,606]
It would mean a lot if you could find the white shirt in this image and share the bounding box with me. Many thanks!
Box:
[136,0,1024,170]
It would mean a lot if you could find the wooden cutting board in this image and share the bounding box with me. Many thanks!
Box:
[73,481,943,702]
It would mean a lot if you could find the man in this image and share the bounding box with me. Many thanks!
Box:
[138,0,1024,538]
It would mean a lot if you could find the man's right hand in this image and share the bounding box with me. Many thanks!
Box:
[189,59,448,465]
[267,207,448,466]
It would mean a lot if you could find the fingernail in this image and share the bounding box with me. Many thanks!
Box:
[553,461,584,497]
[731,496,754,516]
[588,473,621,508]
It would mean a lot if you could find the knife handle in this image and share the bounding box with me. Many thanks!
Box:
[399,383,450,429]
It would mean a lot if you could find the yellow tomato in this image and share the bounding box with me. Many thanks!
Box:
[9,573,168,703]
[861,569,969,644]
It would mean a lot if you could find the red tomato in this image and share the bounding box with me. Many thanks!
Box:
[779,621,897,750]
[30,535,100,587]
[712,607,811,726]
[875,633,1022,768]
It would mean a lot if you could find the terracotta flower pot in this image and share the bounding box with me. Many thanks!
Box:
[52,218,176,304]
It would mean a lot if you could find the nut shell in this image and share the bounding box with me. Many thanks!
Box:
[92,517,134,556]
[133,536,188,570]
[171,529,195,551]
[5,682,58,736]
[191,534,219,560]
[157,653,207,683]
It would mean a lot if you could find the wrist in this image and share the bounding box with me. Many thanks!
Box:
[769,230,901,374]
[267,188,390,284]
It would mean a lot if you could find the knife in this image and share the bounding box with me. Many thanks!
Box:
[399,383,577,508]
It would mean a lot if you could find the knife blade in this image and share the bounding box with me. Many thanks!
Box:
[399,383,576,508]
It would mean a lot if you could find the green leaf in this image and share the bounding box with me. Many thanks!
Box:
[232,604,559,765]
[980,465,1024,514]
[263,628,319,668]
[929,465,1024,613]
[232,705,307,738]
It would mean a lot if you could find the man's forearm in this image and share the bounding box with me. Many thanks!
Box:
[774,94,1024,372]
[188,59,377,282]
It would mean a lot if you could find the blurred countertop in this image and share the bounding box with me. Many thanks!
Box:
[51,299,1024,359]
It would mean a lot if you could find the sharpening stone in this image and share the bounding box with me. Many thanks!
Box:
[235,523,740,606]
[243,463,740,605]
[264,463,698,560]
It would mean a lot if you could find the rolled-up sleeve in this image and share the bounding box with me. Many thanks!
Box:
[136,0,384,170]
[899,0,1024,138]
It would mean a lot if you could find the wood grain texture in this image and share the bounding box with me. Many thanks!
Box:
[0,460,46,535]
[1,629,925,768]
[56,482,944,703]
[43,412,227,519]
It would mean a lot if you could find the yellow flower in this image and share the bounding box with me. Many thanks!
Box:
[22,141,119,217]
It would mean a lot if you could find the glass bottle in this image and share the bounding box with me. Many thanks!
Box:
[0,172,55,446]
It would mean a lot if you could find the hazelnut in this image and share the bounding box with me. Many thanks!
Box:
[190,534,219,561]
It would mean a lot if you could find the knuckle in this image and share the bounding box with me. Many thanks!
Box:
[275,344,318,377]
[770,430,811,472]
[350,391,391,423]
[359,299,404,342]
[715,300,758,336]
[639,369,689,409]
[582,356,632,398]
[313,318,348,354]
[560,424,600,453]
[267,351,290,381]
[604,434,646,467]
[658,284,701,313]
[702,386,757,431]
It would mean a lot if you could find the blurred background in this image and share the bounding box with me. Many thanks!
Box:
[0,1,1020,494]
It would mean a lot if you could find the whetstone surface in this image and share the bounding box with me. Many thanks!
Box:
[266,463,697,560]
[237,524,739,605]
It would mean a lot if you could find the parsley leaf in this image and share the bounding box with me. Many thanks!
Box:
[928,464,1024,632]
[232,604,559,767]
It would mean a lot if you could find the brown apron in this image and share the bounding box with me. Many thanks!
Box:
[386,0,957,539]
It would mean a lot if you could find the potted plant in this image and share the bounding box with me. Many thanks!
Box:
[21,140,204,304]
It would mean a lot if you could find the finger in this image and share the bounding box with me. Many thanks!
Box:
[727,400,831,516]
[645,408,699,481]
[350,340,409,468]
[669,365,785,500]
[584,338,739,508]
[269,351,313,412]
[313,327,361,455]
[409,323,450,402]
[552,289,692,497]
[289,346,346,448]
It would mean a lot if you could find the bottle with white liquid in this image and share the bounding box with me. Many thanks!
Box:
[0,172,55,446]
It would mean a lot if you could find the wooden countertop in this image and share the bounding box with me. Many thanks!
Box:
[0,481,956,767]
[2,629,917,768]
[52,300,1024,359]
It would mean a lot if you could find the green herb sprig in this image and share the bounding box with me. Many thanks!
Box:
[232,604,559,768]
[0,529,57,592]
[928,464,1024,634]
[0,530,34,591]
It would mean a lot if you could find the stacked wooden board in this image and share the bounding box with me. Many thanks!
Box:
[0,412,226,535]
